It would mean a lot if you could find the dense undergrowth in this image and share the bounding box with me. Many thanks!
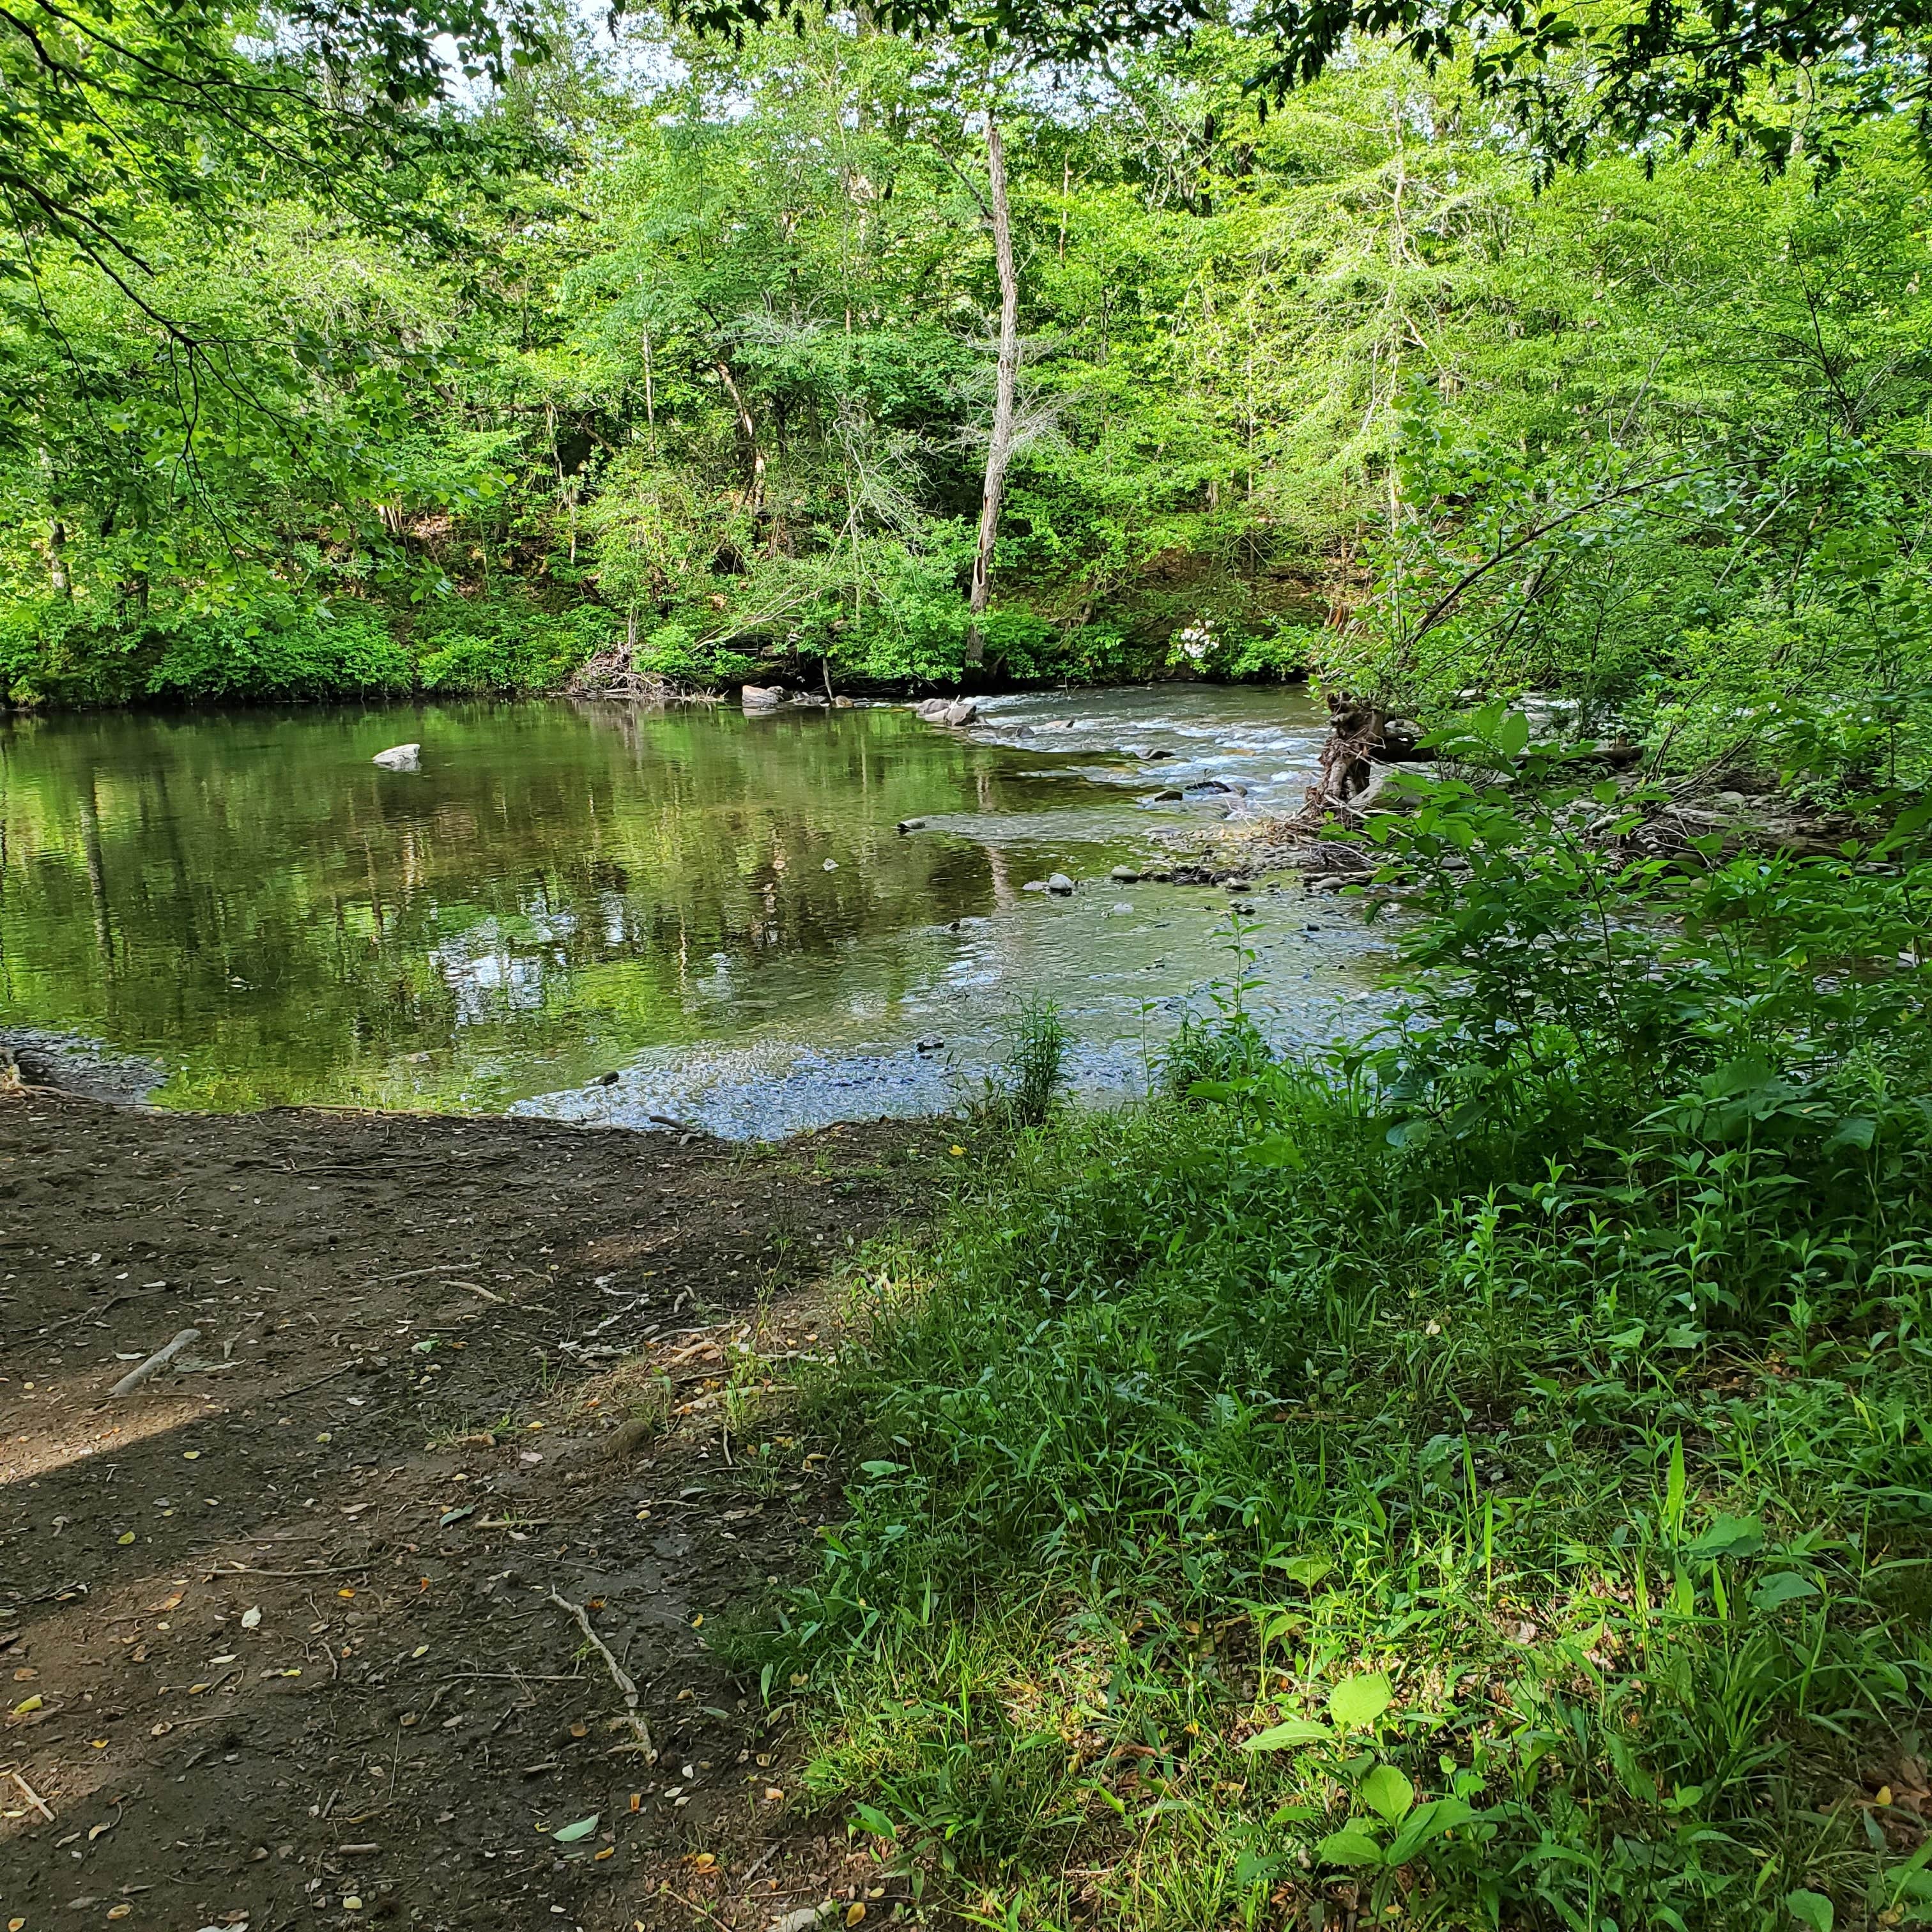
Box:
[733,728,1932,1931]
[0,585,615,707]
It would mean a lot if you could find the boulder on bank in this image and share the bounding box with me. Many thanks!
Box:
[741,684,785,712]
[372,743,420,770]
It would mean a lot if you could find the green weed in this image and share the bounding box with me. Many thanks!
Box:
[741,759,1932,1931]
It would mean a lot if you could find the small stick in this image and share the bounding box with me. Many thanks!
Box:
[443,1280,505,1303]
[10,1768,54,1821]
[546,1589,656,1763]
[109,1328,201,1397]
[267,1362,356,1402]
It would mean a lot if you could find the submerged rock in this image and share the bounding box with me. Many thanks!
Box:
[372,742,420,770]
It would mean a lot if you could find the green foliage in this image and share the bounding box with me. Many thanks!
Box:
[1003,997,1069,1128]
[738,758,1932,1928]
[411,593,613,693]
[7,4,1932,748]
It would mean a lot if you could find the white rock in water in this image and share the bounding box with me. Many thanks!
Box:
[943,698,978,726]
[372,743,420,770]
[741,684,784,711]
[1046,873,1075,894]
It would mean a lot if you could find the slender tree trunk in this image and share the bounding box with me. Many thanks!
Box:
[714,356,766,513]
[47,518,70,597]
[641,324,656,452]
[966,114,1019,671]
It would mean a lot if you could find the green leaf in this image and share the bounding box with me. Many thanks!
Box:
[1314,1827,1384,1867]
[552,1814,599,1843]
[1243,1717,1334,1752]
[852,1802,896,1839]
[1358,1763,1414,1823]
[1327,1672,1393,1731]
[1663,1434,1686,1535]
[1234,1848,1284,1890]
[858,1460,907,1478]
[1685,1514,1765,1561]
[1386,1797,1477,1864]
[1751,1572,1820,1612]
[1784,1890,1833,1932]
[1269,1554,1333,1588]
[1244,1133,1306,1170]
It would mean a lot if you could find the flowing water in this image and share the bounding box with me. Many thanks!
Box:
[0,687,1386,1135]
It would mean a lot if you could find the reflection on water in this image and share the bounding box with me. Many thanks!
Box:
[0,688,1384,1134]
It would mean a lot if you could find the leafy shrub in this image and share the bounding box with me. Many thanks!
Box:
[411,594,614,693]
[144,599,412,700]
[747,716,1932,1930]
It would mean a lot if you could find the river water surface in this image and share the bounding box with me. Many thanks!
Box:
[0,686,1384,1135]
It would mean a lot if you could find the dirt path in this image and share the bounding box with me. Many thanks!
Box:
[0,1091,946,1932]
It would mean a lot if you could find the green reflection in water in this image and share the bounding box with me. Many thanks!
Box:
[4,694,1359,1121]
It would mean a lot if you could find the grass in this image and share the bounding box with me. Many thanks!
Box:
[720,791,1932,1931]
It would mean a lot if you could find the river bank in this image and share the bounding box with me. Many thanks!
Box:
[0,1084,956,1931]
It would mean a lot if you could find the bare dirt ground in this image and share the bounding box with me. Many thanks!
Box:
[0,1089,948,1932]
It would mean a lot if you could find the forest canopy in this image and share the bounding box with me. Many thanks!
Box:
[1,0,1929,809]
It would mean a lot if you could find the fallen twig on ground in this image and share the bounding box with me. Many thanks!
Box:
[546,1588,656,1762]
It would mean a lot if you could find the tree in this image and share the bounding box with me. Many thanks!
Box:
[0,0,553,425]
[663,0,1926,175]
[965,111,1020,668]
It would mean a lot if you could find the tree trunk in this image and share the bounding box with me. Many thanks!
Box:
[713,356,766,513]
[641,323,656,450]
[966,113,1019,670]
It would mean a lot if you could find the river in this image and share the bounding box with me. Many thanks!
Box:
[0,686,1384,1135]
